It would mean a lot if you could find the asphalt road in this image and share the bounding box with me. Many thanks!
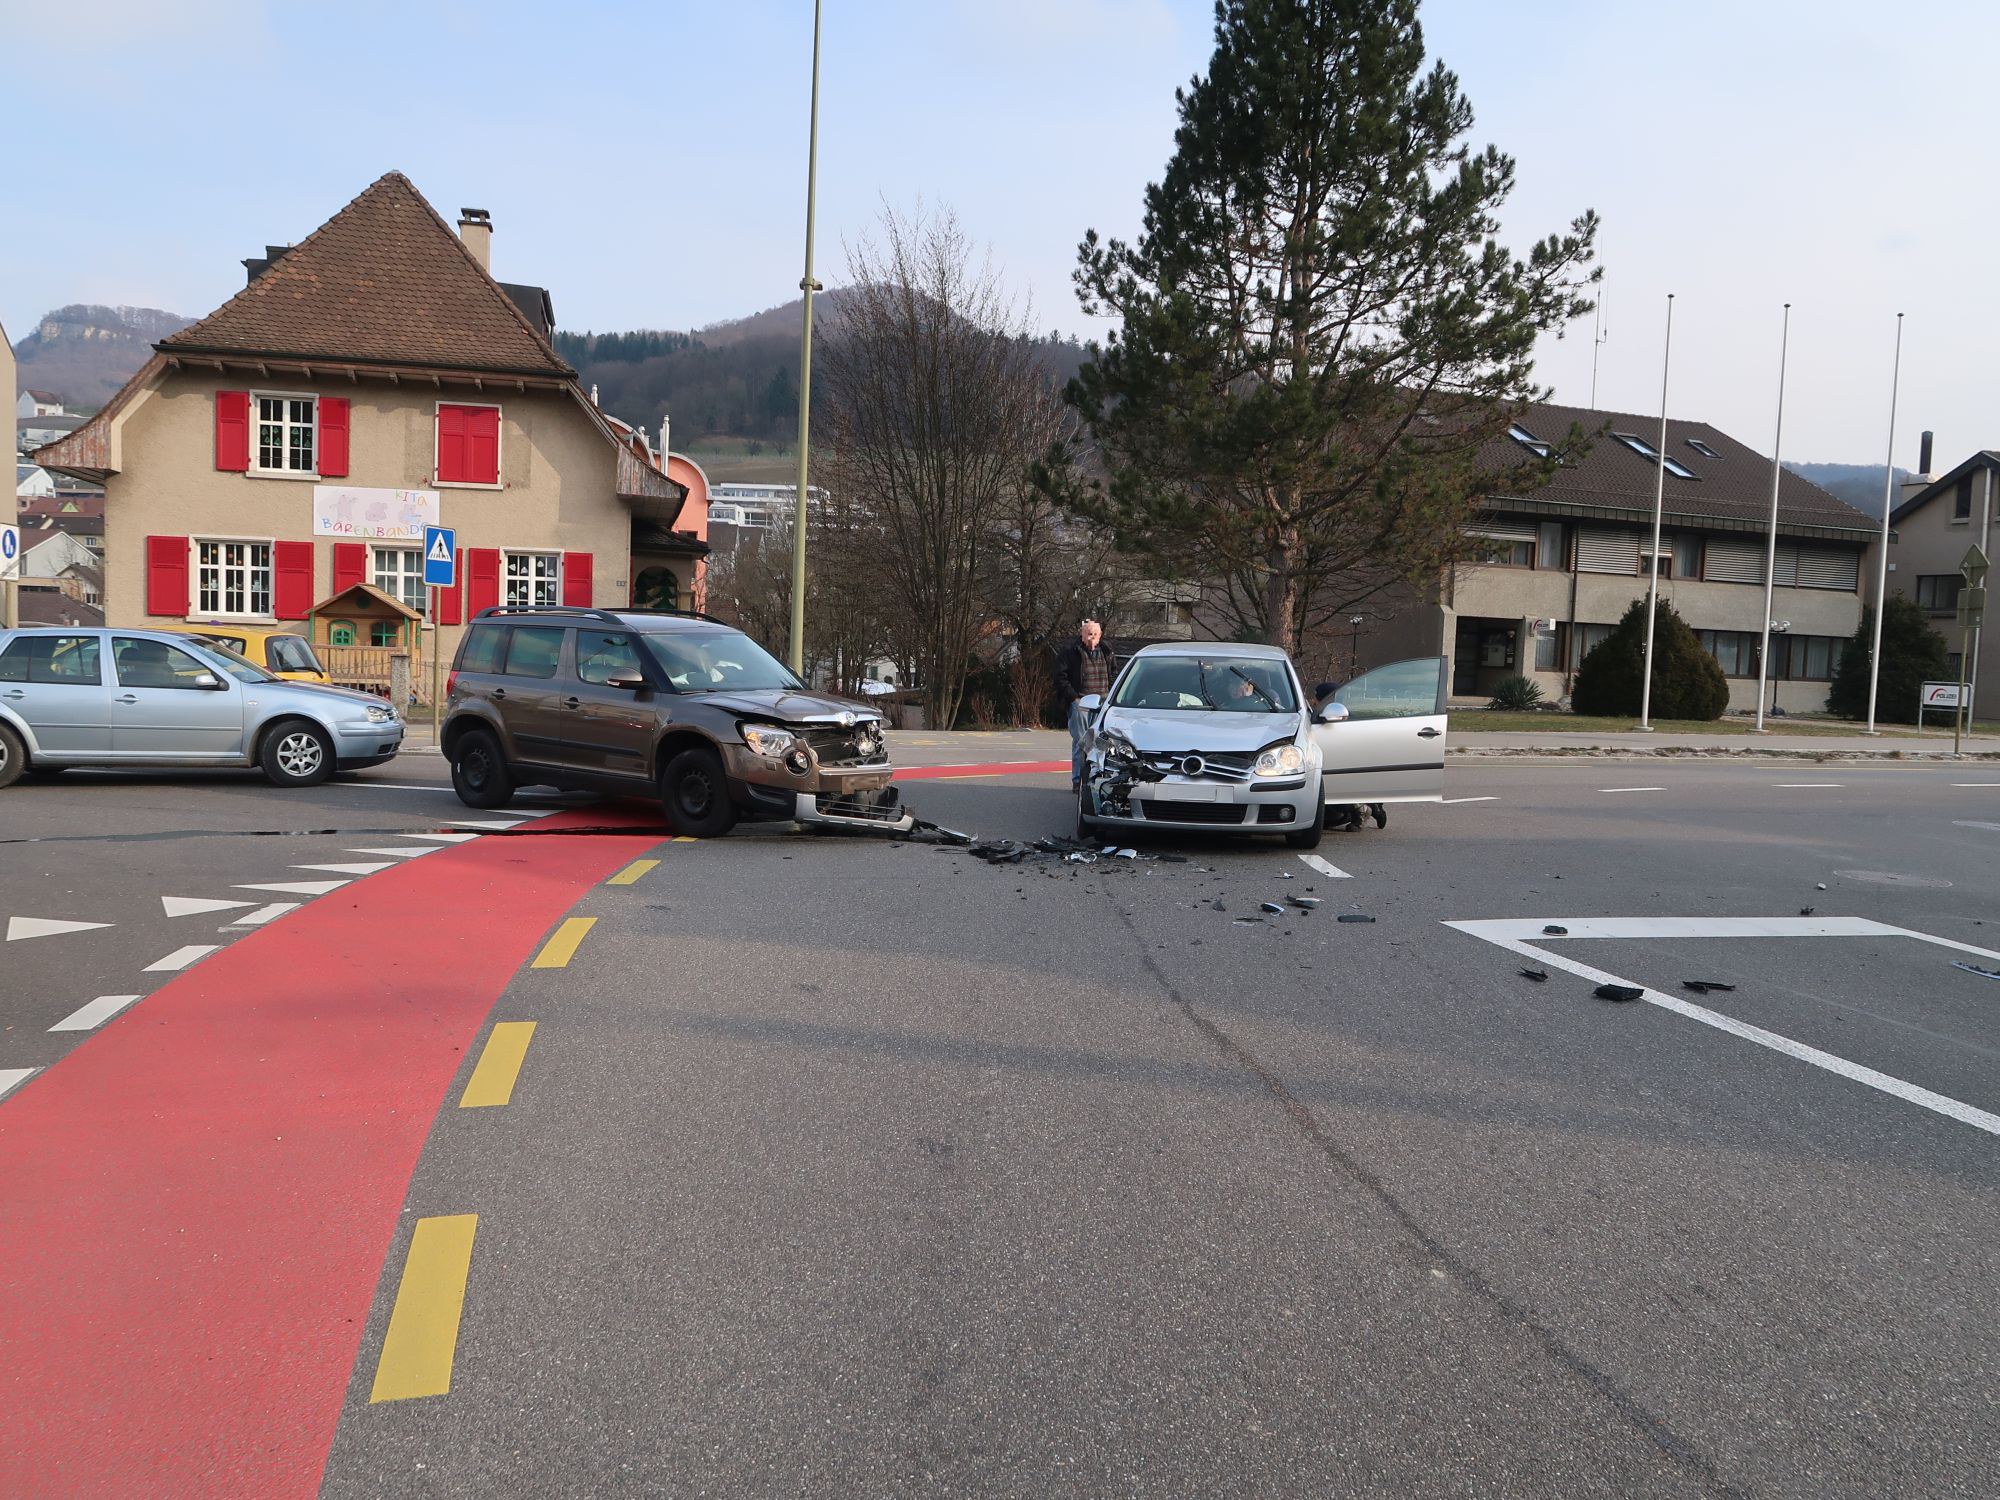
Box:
[2,749,1996,1498]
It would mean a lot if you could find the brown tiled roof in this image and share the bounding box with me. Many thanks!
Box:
[160,172,572,378]
[1486,399,1875,537]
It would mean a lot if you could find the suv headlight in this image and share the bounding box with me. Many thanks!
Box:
[741,724,799,759]
[1254,743,1304,777]
[365,703,394,724]
[855,721,885,759]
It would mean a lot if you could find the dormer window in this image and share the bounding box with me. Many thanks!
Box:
[1685,437,1720,459]
[1614,431,1699,479]
[1507,423,1551,458]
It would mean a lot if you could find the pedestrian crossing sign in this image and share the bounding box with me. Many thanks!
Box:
[423,525,457,586]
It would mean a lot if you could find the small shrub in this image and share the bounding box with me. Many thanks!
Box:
[1488,675,1544,711]
[967,691,998,729]
[1828,596,1951,724]
[1572,596,1729,720]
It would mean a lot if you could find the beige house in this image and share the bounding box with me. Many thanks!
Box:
[1341,401,1875,714]
[32,172,692,692]
[1886,449,1997,715]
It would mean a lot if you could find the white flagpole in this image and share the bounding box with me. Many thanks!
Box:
[1754,304,1792,733]
[1638,293,1674,731]
[1864,313,1905,735]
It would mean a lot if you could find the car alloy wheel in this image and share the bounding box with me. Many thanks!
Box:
[275,731,324,780]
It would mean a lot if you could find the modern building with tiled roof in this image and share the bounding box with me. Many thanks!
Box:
[1884,447,1997,714]
[1347,398,1876,714]
[32,172,700,695]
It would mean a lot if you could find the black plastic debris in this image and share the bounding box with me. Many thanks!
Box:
[1288,896,1320,910]
[1681,980,1736,994]
[1337,913,1376,924]
[1233,916,1265,926]
[1594,984,1643,1003]
[1519,968,1549,982]
[1799,906,1815,916]
[1542,924,1569,936]
[1158,854,1188,864]
[909,819,974,846]
[1951,961,2000,982]
[1210,898,1228,912]
[1260,901,1286,915]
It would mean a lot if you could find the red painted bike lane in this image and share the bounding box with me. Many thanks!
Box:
[0,809,665,1499]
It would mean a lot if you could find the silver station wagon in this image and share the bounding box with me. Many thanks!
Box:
[0,627,403,789]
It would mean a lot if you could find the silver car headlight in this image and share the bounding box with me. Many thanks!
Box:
[1095,730,1139,763]
[365,703,394,724]
[1254,743,1305,777]
[741,724,799,759]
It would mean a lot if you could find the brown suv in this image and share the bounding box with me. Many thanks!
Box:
[441,606,911,836]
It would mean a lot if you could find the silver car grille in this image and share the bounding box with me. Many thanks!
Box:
[1137,748,1258,783]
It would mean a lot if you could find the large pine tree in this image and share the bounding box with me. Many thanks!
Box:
[1050,0,1600,650]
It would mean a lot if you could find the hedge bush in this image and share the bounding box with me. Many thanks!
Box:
[1571,596,1729,720]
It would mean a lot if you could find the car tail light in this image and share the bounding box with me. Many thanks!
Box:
[446,671,459,696]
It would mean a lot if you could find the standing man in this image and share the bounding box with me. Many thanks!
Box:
[1055,617,1115,791]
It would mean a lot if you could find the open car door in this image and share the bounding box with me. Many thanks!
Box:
[1312,656,1448,805]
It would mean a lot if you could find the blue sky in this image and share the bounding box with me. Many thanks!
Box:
[4,0,1993,466]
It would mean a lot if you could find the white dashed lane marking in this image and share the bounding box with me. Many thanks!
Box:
[50,995,143,1032]
[1296,854,1351,879]
[144,945,218,973]
[292,862,397,876]
[1776,783,1843,789]
[227,903,299,928]
[346,847,443,858]
[161,897,256,918]
[406,833,480,844]
[1599,786,1666,794]
[0,1068,36,1102]
[232,880,350,896]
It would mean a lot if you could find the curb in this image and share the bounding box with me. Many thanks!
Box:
[1449,745,2000,763]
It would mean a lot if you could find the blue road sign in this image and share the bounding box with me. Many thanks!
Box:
[422,526,457,587]
[0,524,18,580]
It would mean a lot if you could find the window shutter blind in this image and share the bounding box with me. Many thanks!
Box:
[318,397,350,478]
[435,554,464,625]
[145,535,191,616]
[436,405,468,483]
[331,542,367,593]
[272,542,314,620]
[214,391,250,472]
[467,408,500,484]
[1797,546,1859,590]
[1575,527,1640,574]
[561,551,592,606]
[1702,537,1763,584]
[466,548,501,616]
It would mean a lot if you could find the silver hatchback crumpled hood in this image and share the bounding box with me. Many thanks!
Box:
[1100,707,1302,753]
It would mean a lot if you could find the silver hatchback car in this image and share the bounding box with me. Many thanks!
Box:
[0,627,403,789]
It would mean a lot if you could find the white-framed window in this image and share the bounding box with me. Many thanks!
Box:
[254,393,317,475]
[372,545,425,611]
[196,539,274,617]
[503,550,561,607]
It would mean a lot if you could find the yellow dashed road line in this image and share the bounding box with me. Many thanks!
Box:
[369,1214,479,1403]
[459,1022,537,1108]
[531,916,596,969]
[606,858,659,886]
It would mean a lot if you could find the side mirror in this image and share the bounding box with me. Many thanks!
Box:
[194,673,225,691]
[606,672,646,691]
[1076,693,1103,712]
[1316,701,1350,725]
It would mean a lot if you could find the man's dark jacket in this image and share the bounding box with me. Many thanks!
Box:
[1054,639,1117,705]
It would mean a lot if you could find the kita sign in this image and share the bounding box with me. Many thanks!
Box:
[313,486,440,541]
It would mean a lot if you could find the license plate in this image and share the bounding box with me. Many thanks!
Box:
[1147,784,1225,803]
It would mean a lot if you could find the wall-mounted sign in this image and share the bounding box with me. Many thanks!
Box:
[312,486,440,541]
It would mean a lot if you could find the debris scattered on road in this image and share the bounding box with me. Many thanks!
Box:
[1233,916,1265,926]
[1815,882,1828,891]
[1542,924,1569,936]
[1519,968,1548,982]
[1116,848,1137,859]
[1594,984,1643,1003]
[1799,906,1815,916]
[1337,913,1376,924]
[1951,961,2000,982]
[1288,896,1320,910]
[907,819,974,846]
[1681,980,1736,994]
[1210,898,1227,911]
[1260,901,1286,915]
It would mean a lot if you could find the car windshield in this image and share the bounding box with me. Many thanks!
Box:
[1110,655,1297,713]
[186,639,277,684]
[641,629,803,694]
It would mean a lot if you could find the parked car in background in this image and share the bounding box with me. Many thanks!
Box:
[165,624,330,683]
[442,605,911,837]
[0,627,402,789]
[1074,644,1450,845]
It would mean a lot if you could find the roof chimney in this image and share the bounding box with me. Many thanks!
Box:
[1917,429,1934,478]
[457,207,492,272]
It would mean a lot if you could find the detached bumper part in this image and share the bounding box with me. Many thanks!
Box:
[797,786,915,833]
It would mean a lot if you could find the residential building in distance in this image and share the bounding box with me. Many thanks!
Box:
[31,172,691,693]
[1886,446,1997,715]
[16,388,64,419]
[1353,400,1876,714]
[707,481,827,532]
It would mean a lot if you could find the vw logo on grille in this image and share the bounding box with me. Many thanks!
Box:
[836,710,856,728]
[1180,755,1205,777]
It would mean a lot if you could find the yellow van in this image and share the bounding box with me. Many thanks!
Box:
[167,625,331,683]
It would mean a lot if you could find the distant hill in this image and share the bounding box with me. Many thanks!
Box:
[1786,461,1910,518]
[12,304,192,412]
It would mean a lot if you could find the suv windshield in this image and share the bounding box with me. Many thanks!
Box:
[1110,655,1297,713]
[642,629,803,694]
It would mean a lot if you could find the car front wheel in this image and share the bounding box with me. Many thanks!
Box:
[1074,784,1096,842]
[451,728,516,810]
[0,722,25,789]
[661,746,738,838]
[259,719,334,787]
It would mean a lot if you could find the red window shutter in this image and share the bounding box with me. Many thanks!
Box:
[331,541,367,593]
[272,541,314,620]
[466,548,501,617]
[319,397,350,477]
[215,391,250,472]
[561,551,593,607]
[436,405,468,483]
[435,553,464,626]
[467,407,500,484]
[145,535,190,617]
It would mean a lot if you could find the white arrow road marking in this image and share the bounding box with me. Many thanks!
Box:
[445,819,526,830]
[232,880,350,896]
[144,945,218,973]
[50,995,143,1032]
[6,917,113,942]
[1296,854,1351,879]
[227,903,299,928]
[161,897,258,918]
[0,1068,36,1102]
[405,832,481,844]
[291,862,396,876]
[346,846,442,858]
